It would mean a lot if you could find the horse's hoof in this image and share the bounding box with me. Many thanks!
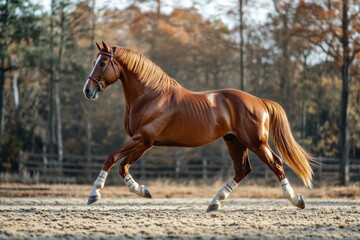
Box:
[206,204,220,213]
[296,194,305,209]
[143,187,152,199]
[87,195,100,205]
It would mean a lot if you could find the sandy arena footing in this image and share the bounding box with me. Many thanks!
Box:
[0,198,359,239]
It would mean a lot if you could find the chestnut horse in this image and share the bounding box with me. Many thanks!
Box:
[83,41,314,212]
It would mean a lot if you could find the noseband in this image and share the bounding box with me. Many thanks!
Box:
[87,49,118,91]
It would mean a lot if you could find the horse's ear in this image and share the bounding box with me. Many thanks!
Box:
[102,41,110,52]
[95,41,101,51]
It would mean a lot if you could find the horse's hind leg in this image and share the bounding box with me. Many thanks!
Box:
[252,144,305,209]
[119,150,152,198]
[207,137,251,212]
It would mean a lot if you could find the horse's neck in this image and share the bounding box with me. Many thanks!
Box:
[120,70,147,107]
[117,53,180,107]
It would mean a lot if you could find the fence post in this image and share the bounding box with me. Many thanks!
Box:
[41,147,48,178]
[86,154,92,182]
[18,150,24,176]
[318,157,323,182]
[140,157,146,179]
[42,152,48,178]
[175,150,180,180]
[86,117,92,182]
[202,157,207,180]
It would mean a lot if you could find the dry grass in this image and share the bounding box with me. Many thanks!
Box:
[1,180,359,199]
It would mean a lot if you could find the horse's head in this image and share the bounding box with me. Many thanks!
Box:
[83,41,121,100]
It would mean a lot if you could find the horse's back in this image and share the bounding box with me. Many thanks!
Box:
[154,87,268,148]
[155,88,224,146]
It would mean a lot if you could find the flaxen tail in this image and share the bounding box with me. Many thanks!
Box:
[262,99,315,188]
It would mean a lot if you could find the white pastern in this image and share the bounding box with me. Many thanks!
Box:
[209,179,238,206]
[89,169,108,197]
[89,186,100,197]
[280,178,299,205]
[124,174,148,197]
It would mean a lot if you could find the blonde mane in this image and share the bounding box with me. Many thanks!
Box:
[113,47,179,91]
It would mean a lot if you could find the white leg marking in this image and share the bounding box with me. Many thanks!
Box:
[89,169,108,197]
[124,174,148,197]
[280,178,299,206]
[209,179,238,206]
[83,55,102,97]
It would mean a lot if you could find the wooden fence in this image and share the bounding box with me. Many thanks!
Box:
[13,151,360,185]
[17,152,234,184]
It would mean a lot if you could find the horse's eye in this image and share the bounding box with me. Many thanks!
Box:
[100,61,106,67]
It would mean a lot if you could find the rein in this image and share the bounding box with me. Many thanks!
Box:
[88,49,118,91]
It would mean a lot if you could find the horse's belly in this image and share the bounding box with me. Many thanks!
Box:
[155,121,227,147]
[153,137,213,147]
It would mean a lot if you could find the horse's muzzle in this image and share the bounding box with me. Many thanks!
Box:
[83,82,100,100]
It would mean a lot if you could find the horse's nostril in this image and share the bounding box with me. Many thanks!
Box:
[85,88,90,94]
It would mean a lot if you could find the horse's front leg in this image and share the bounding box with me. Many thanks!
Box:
[87,169,108,205]
[87,135,151,205]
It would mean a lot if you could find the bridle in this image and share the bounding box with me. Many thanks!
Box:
[87,49,119,91]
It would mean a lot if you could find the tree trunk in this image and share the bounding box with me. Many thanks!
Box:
[0,0,10,151]
[156,0,161,17]
[55,0,65,163]
[281,13,290,111]
[339,0,351,185]
[86,113,92,181]
[301,53,309,139]
[272,0,291,111]
[54,80,63,163]
[47,0,56,154]
[12,73,20,138]
[0,58,5,148]
[238,0,245,91]
[85,0,96,181]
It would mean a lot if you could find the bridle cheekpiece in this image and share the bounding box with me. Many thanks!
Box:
[87,48,118,91]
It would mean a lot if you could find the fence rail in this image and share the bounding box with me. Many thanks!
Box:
[12,152,360,185]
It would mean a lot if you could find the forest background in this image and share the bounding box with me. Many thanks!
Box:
[0,0,359,185]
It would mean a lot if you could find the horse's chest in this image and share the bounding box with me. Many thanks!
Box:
[125,115,143,136]
[125,106,167,136]
[124,110,142,137]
